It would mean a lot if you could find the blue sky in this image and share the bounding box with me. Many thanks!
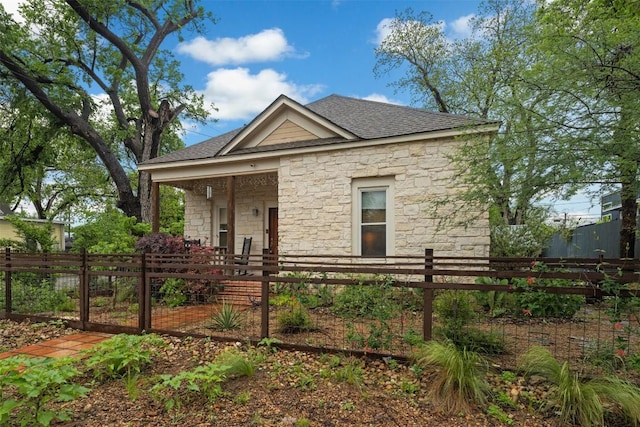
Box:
[172,0,482,145]
[172,1,600,220]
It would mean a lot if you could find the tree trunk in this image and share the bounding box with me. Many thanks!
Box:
[619,180,636,258]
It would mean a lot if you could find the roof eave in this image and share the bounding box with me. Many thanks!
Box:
[139,123,499,174]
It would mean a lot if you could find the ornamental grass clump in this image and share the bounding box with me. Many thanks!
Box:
[413,340,489,415]
[519,345,640,427]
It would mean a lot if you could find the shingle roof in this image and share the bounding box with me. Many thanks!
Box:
[142,94,495,165]
[305,94,490,139]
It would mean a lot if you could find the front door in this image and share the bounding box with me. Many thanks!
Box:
[268,207,278,255]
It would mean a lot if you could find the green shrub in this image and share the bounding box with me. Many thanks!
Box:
[435,326,506,355]
[152,350,255,411]
[0,356,89,426]
[272,272,333,308]
[513,262,584,318]
[333,275,400,320]
[2,276,75,314]
[346,320,394,350]
[152,363,227,411]
[277,299,314,333]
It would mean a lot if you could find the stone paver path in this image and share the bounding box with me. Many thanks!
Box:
[0,332,112,360]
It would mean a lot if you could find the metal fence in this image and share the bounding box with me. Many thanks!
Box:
[544,219,640,258]
[1,248,639,372]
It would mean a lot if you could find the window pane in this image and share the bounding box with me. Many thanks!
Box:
[219,207,228,247]
[361,190,386,223]
[361,224,386,256]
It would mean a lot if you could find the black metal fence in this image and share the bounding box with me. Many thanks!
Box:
[2,248,639,372]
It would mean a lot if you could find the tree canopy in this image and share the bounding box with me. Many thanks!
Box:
[535,0,640,256]
[376,0,640,256]
[0,0,211,223]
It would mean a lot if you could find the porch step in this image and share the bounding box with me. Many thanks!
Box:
[216,280,262,306]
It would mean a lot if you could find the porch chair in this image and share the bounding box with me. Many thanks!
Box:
[235,237,252,275]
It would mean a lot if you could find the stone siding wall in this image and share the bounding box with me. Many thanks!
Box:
[277,138,490,258]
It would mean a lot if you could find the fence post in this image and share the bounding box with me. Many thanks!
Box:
[5,247,11,317]
[79,248,89,329]
[260,249,270,339]
[142,251,151,332]
[423,248,434,341]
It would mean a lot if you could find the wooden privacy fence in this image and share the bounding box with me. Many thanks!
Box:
[1,248,640,366]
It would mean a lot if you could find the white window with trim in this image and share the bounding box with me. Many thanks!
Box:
[352,177,395,256]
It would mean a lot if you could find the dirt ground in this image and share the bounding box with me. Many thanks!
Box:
[0,319,570,427]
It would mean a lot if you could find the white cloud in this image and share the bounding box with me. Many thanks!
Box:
[201,68,324,121]
[449,14,475,39]
[361,93,403,105]
[177,28,295,66]
[374,18,394,45]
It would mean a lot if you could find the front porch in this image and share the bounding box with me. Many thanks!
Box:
[151,172,279,258]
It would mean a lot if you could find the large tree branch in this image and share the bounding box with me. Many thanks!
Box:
[0,50,136,212]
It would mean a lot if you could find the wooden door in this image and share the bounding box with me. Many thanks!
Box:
[268,207,278,255]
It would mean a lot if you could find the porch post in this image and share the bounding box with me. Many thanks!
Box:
[227,176,235,256]
[151,181,160,233]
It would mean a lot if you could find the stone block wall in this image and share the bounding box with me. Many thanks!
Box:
[277,137,490,258]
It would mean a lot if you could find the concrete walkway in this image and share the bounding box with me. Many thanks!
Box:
[0,332,112,360]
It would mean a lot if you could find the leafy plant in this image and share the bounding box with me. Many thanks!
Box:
[2,276,75,315]
[82,333,166,380]
[519,346,640,426]
[152,363,227,411]
[413,340,489,414]
[158,278,187,308]
[434,290,477,332]
[333,358,364,389]
[434,326,506,355]
[209,303,244,331]
[257,337,282,353]
[487,404,513,425]
[152,350,256,411]
[0,355,89,426]
[474,277,516,317]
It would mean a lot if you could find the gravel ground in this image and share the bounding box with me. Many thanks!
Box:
[0,319,589,426]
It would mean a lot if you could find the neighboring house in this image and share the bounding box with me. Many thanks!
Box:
[0,203,66,251]
[139,94,499,258]
[600,191,640,222]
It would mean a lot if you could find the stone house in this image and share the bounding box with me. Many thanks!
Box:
[139,94,498,258]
